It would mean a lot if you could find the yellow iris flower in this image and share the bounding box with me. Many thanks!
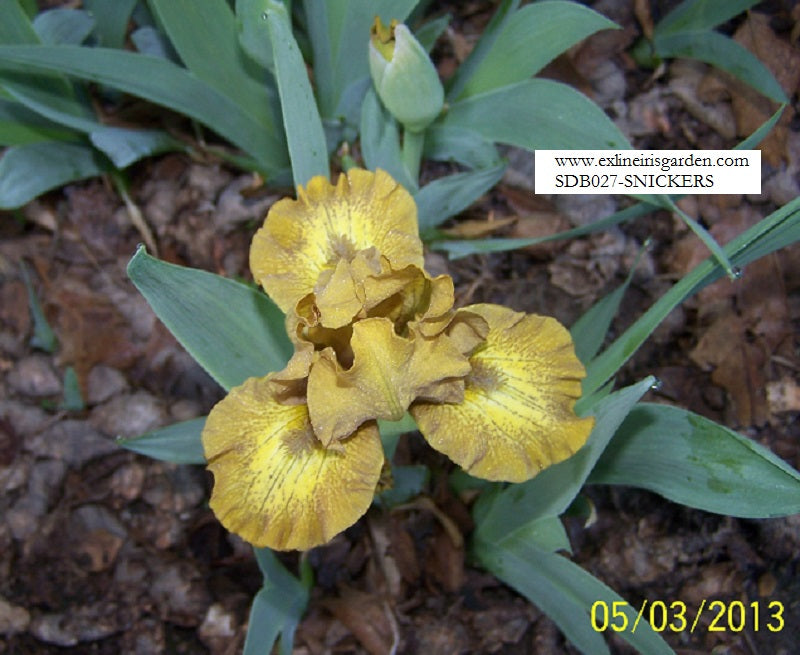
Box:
[202,169,594,551]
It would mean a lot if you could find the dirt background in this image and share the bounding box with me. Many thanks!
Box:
[1,1,799,653]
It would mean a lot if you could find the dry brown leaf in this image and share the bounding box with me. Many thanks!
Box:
[689,315,768,426]
[322,588,395,655]
[387,518,420,586]
[731,13,800,165]
[368,514,403,598]
[634,0,654,41]
[500,185,555,215]
[502,189,573,259]
[510,210,574,257]
[671,60,737,140]
[548,231,626,297]
[439,214,516,239]
[539,54,594,96]
[424,525,465,593]
[679,562,744,606]
[74,529,124,572]
[0,280,30,337]
[446,26,472,63]
[767,377,800,413]
[50,287,138,398]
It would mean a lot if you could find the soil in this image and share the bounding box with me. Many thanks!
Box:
[1,1,799,654]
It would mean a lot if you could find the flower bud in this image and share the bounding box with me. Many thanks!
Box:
[368,17,444,132]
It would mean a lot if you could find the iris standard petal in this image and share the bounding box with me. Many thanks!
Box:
[202,376,384,551]
[250,169,423,313]
[410,303,594,482]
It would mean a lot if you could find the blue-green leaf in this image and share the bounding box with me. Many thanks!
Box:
[0,98,79,145]
[245,548,309,655]
[1,72,98,134]
[148,0,280,130]
[266,0,329,186]
[377,465,429,507]
[656,0,760,36]
[571,241,649,364]
[584,196,800,396]
[590,403,800,518]
[359,87,416,191]
[443,79,631,152]
[423,125,501,170]
[126,246,292,391]
[118,417,206,465]
[20,260,58,352]
[434,200,656,259]
[654,31,787,103]
[458,1,617,98]
[0,141,109,209]
[666,195,735,278]
[476,539,674,655]
[131,25,177,59]
[0,2,96,138]
[377,412,418,460]
[304,0,418,120]
[84,0,138,48]
[89,126,185,168]
[735,104,784,151]
[414,162,506,231]
[571,284,628,367]
[0,44,288,175]
[474,378,654,544]
[61,366,85,411]
[236,0,274,71]
[0,0,39,43]
[33,9,95,45]
[415,14,450,53]
[445,0,519,101]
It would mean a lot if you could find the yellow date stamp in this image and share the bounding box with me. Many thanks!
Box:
[590,599,785,634]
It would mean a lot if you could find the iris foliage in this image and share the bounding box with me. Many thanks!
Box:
[1,1,798,654]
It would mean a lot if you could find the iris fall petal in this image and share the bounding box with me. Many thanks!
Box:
[410,303,594,482]
[202,376,384,551]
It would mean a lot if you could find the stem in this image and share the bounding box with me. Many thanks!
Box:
[110,171,158,257]
[401,129,425,184]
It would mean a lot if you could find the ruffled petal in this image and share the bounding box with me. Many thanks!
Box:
[307,318,471,445]
[202,376,384,551]
[250,169,423,313]
[313,258,363,329]
[410,303,594,482]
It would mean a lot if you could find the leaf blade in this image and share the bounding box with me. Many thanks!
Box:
[414,162,506,231]
[584,196,800,396]
[656,0,761,36]
[148,0,280,127]
[89,126,185,168]
[266,0,329,187]
[443,79,631,152]
[0,44,288,175]
[459,1,617,98]
[118,417,206,465]
[359,87,416,190]
[244,548,310,655]
[474,378,654,544]
[126,246,292,391]
[590,403,800,518]
[476,539,675,655]
[0,141,109,209]
[654,30,787,103]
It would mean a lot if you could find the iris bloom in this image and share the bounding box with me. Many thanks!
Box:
[202,169,594,551]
